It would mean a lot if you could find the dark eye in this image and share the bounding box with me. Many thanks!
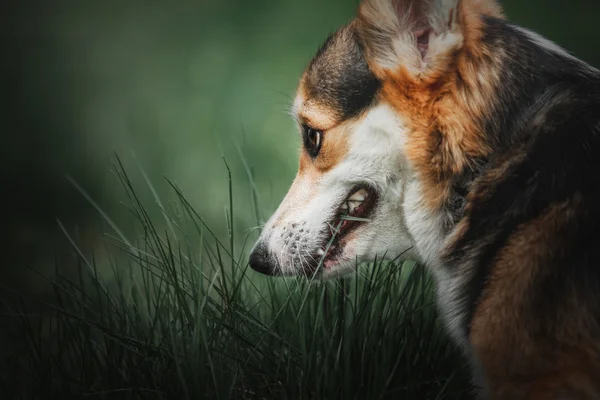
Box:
[302,125,322,157]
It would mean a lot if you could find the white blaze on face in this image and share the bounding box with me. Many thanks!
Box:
[252,103,417,278]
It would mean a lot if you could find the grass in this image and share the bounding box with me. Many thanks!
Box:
[0,158,472,399]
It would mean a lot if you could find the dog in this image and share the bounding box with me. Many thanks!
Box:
[249,0,600,398]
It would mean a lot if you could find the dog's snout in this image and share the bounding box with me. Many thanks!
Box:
[249,244,276,275]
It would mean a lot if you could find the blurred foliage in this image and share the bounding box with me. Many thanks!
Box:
[2,0,600,263]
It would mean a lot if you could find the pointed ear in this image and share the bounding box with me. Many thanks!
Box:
[356,0,502,75]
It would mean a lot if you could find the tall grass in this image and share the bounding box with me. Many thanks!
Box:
[1,160,472,399]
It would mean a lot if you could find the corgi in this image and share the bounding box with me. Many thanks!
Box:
[249,0,600,398]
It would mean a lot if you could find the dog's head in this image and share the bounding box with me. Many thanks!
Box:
[250,0,502,278]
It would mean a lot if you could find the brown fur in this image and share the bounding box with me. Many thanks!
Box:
[470,195,600,398]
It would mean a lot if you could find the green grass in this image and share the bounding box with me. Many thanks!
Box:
[0,159,472,399]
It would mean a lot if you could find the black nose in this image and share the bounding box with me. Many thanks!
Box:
[249,244,276,275]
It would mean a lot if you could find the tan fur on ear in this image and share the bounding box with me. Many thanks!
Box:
[357,0,503,75]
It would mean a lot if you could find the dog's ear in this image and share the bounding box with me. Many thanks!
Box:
[356,0,502,76]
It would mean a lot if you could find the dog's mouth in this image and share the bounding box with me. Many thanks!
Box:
[307,185,378,274]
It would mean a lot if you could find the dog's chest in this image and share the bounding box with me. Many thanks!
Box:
[402,180,474,344]
[403,179,488,395]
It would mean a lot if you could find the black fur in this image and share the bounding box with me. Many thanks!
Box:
[305,27,381,121]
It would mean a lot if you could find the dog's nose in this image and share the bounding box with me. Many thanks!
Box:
[249,244,276,275]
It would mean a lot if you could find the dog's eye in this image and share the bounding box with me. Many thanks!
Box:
[302,125,322,157]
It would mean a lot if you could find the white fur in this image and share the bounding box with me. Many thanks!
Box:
[515,26,599,75]
[403,179,470,345]
[252,104,417,278]
[403,178,487,396]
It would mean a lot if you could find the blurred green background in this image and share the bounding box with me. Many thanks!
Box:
[2,0,600,290]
